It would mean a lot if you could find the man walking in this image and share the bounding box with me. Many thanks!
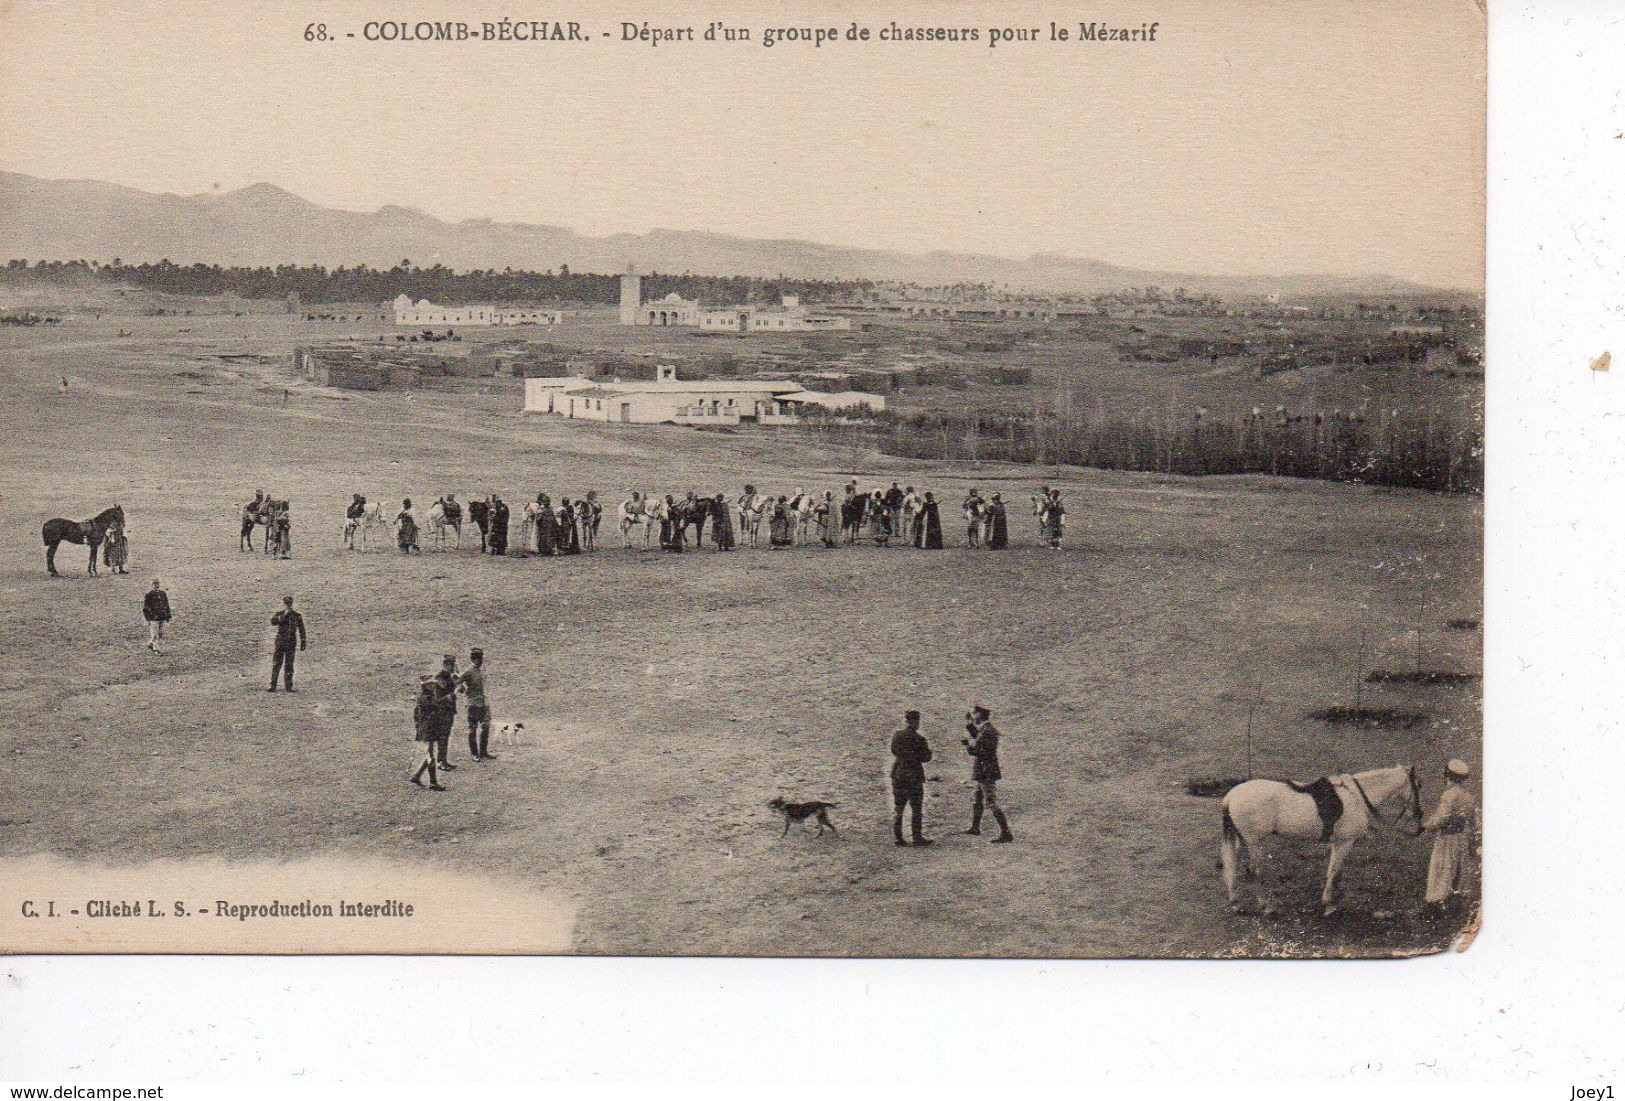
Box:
[432,655,459,771]
[460,648,495,761]
[890,710,934,847]
[142,579,171,654]
[268,595,307,692]
[963,705,1014,842]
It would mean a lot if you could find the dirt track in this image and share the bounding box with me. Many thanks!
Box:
[0,314,1482,957]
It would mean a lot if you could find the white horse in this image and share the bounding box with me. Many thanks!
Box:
[425,499,461,551]
[618,494,655,549]
[1220,765,1422,915]
[345,500,389,550]
[736,491,766,548]
[793,493,817,544]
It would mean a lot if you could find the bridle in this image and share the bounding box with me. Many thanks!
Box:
[1348,767,1425,837]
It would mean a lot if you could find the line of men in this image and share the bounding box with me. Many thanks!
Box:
[331,482,1069,559]
[617,482,1069,551]
[411,648,495,790]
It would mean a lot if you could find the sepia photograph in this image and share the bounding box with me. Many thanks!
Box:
[0,0,1485,963]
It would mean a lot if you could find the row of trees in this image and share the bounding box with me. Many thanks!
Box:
[802,403,1483,494]
[0,258,879,307]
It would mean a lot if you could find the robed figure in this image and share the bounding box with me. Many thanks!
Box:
[917,494,943,549]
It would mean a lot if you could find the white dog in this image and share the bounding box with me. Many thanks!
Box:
[493,721,527,747]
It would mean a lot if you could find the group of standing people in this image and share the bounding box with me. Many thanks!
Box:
[620,482,1066,553]
[346,482,1068,559]
[411,648,496,791]
[382,492,603,557]
[518,492,601,555]
[960,490,1011,549]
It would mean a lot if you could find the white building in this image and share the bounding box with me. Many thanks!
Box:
[392,294,561,327]
[524,364,883,425]
[617,274,850,331]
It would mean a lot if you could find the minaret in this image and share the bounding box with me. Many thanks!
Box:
[619,268,642,326]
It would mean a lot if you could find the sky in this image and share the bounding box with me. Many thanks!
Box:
[0,0,1485,288]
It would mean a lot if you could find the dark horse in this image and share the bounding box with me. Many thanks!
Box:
[468,498,491,554]
[43,505,125,576]
[679,496,707,547]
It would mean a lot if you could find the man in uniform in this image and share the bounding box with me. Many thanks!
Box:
[889,710,934,847]
[460,647,495,761]
[963,705,1014,842]
[433,655,459,771]
[268,595,307,692]
[1421,758,1476,918]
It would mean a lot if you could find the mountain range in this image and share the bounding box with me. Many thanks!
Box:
[0,171,1455,297]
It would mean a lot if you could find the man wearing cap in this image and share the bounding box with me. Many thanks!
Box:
[889,710,934,847]
[268,595,307,692]
[432,655,459,771]
[142,579,171,654]
[963,706,1014,843]
[1421,758,1477,917]
[460,648,495,762]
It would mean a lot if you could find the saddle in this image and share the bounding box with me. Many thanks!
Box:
[1286,776,1344,843]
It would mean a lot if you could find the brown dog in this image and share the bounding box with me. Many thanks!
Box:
[768,797,839,837]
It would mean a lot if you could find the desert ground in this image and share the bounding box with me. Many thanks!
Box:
[0,307,1482,957]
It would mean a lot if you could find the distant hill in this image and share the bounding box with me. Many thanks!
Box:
[0,170,1456,297]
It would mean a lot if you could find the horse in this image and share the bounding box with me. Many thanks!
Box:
[468,498,491,554]
[679,495,707,547]
[793,494,817,544]
[618,495,655,549]
[239,497,263,551]
[1220,765,1423,916]
[345,500,389,550]
[425,497,462,551]
[43,505,124,576]
[736,491,766,548]
[580,494,602,551]
[261,499,291,558]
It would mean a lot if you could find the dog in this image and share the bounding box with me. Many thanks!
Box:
[767,797,839,837]
[493,721,526,747]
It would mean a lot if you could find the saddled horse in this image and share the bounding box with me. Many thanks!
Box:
[736,491,766,548]
[260,499,291,558]
[43,505,124,576]
[1220,765,1422,915]
[240,498,264,552]
[345,500,389,550]
[678,496,707,547]
[426,496,463,551]
[618,494,655,549]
